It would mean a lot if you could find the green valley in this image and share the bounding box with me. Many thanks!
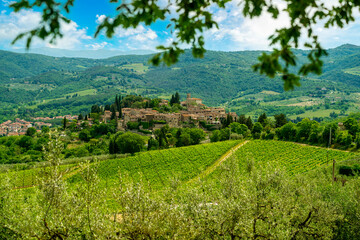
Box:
[1,44,360,122]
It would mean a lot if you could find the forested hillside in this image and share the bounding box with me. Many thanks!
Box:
[1,44,360,122]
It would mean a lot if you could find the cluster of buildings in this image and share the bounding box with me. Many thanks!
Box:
[101,94,237,130]
[31,115,78,121]
[0,94,236,136]
[0,114,78,137]
[0,118,52,136]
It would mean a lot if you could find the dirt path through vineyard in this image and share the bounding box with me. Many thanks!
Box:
[187,140,249,184]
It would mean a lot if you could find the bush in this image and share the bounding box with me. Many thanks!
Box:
[115,132,145,154]
[339,165,360,176]
[230,133,243,140]
[139,129,152,134]
[127,121,140,130]
[26,127,37,137]
[79,129,91,142]
[141,122,150,129]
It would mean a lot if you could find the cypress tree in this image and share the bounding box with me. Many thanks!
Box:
[246,117,253,130]
[170,94,175,106]
[238,114,247,124]
[224,113,233,127]
[119,95,122,119]
[110,104,117,120]
[258,113,267,127]
[175,92,180,104]
[63,117,67,129]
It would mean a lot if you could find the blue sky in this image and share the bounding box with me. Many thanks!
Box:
[1,0,360,51]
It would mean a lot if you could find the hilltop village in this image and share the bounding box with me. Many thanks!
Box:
[0,94,237,136]
[96,94,238,131]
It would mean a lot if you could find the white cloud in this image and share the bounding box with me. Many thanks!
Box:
[0,10,41,41]
[203,0,289,51]
[0,9,92,49]
[114,25,159,50]
[202,0,360,51]
[131,29,157,41]
[1,0,15,6]
[47,21,91,49]
[96,14,106,24]
[85,42,109,50]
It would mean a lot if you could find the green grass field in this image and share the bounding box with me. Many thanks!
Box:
[344,67,360,76]
[65,89,97,97]
[289,109,341,119]
[119,63,149,74]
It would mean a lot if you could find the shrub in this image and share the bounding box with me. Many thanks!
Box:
[115,132,145,154]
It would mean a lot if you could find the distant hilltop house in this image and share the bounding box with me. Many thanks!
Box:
[181,93,204,107]
[100,93,237,130]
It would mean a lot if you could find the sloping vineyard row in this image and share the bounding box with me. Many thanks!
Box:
[234,140,358,175]
[82,140,242,189]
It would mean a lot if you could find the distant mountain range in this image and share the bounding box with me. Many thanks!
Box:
[11,48,156,59]
[1,44,360,121]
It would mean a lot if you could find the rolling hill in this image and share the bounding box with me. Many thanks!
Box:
[1,44,360,122]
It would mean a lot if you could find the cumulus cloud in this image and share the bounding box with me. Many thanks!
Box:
[96,14,106,24]
[85,42,109,50]
[203,0,290,51]
[0,9,91,49]
[1,0,15,6]
[0,10,41,45]
[47,21,91,49]
[115,25,159,50]
[203,0,360,51]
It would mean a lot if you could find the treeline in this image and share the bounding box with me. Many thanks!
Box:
[212,112,360,150]
[75,123,206,158]
[0,127,50,164]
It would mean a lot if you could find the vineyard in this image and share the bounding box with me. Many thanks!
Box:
[3,139,358,191]
[232,140,359,175]
[0,164,80,188]
[67,140,241,190]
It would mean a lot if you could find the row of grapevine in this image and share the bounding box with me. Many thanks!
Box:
[76,140,242,190]
[234,140,359,175]
[0,164,77,188]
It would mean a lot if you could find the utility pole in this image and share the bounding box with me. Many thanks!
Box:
[327,127,332,163]
[229,125,231,140]
[333,159,336,182]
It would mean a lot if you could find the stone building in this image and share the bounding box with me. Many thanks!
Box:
[98,93,237,130]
